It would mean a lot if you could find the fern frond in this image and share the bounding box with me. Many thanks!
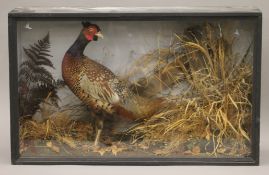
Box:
[22,49,54,68]
[20,61,54,80]
[29,45,40,53]
[19,32,59,116]
[39,52,52,58]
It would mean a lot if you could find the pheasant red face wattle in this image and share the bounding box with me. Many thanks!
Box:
[83,31,103,41]
[85,33,94,41]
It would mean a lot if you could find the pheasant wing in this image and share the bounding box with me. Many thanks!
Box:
[79,72,121,104]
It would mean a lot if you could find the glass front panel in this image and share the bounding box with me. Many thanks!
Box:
[17,18,255,158]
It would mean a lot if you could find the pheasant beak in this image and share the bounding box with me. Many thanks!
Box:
[95,31,104,39]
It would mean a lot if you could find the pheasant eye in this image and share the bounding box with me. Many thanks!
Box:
[88,28,94,32]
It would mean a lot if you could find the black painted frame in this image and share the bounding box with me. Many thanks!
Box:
[8,7,262,165]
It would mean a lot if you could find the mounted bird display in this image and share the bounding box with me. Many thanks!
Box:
[18,19,254,158]
[62,22,161,147]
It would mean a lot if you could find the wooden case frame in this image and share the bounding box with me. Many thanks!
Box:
[8,7,262,165]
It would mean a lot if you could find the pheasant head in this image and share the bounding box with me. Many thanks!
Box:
[81,21,104,41]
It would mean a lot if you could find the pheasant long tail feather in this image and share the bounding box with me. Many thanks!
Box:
[113,104,138,121]
[117,95,165,120]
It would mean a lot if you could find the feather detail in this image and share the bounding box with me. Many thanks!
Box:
[79,72,120,104]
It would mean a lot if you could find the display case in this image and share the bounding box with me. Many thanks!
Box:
[9,7,262,165]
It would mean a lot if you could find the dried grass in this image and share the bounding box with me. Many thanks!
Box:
[127,23,252,156]
[19,112,93,154]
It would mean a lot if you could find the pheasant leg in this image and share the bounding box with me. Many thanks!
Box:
[94,117,104,146]
[94,129,102,146]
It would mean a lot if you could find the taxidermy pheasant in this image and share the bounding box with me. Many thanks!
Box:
[62,22,159,146]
